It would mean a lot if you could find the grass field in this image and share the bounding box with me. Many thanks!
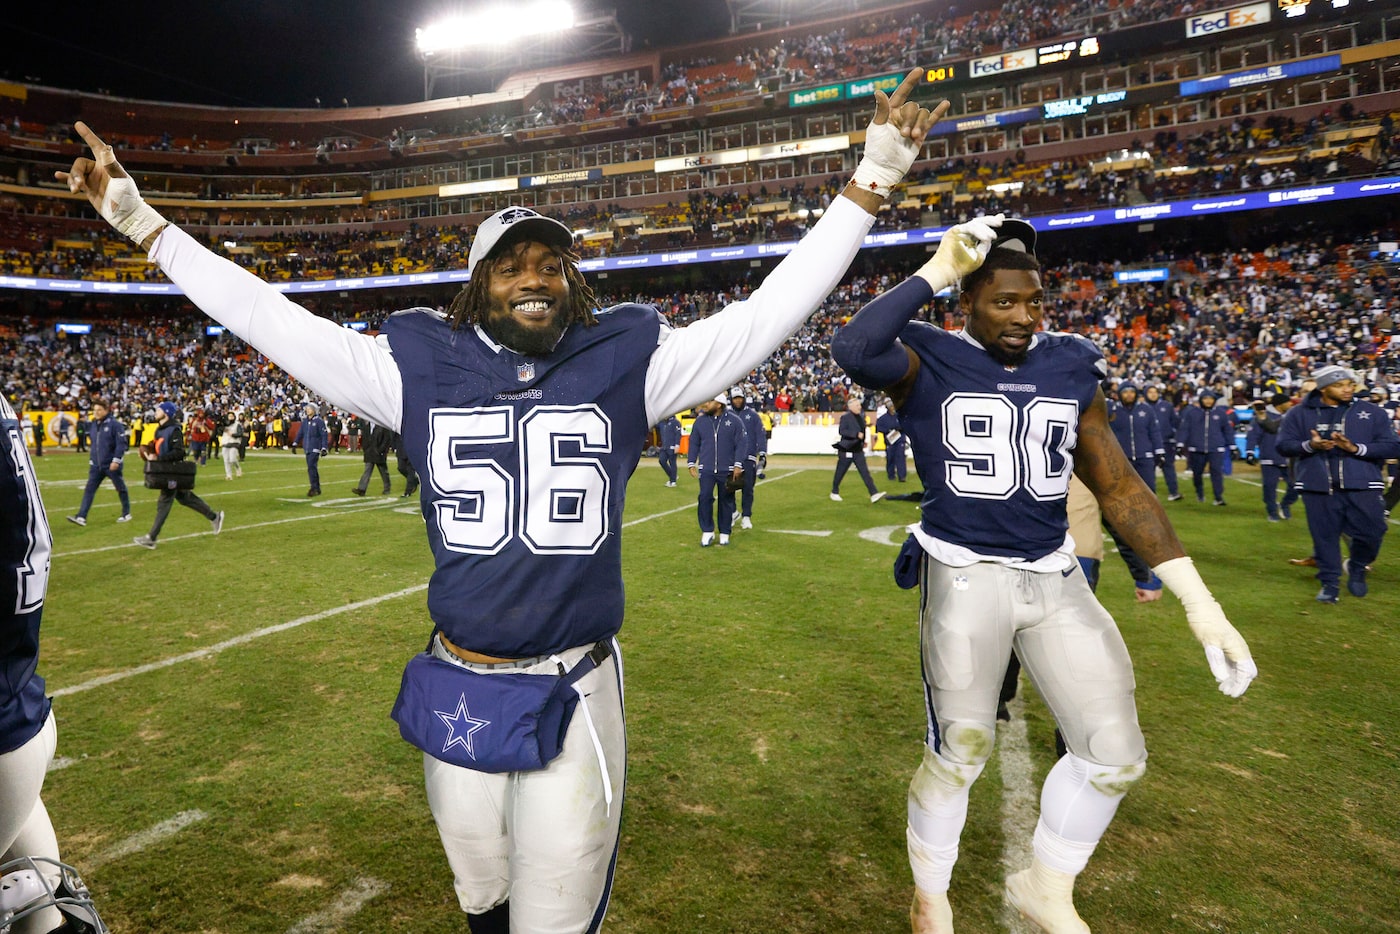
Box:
[27,447,1400,933]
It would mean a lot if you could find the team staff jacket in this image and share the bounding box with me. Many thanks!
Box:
[144,196,876,658]
[1276,391,1400,491]
[833,277,1105,569]
[656,416,682,451]
[300,415,329,453]
[1178,404,1234,453]
[687,410,748,474]
[875,410,903,446]
[1107,398,1163,461]
[729,405,767,462]
[1244,406,1285,465]
[87,413,129,466]
[1,395,52,753]
[1149,397,1178,448]
[836,409,867,450]
[152,421,188,461]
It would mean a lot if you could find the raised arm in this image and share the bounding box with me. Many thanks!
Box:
[1075,389,1257,698]
[643,68,947,425]
[57,123,403,429]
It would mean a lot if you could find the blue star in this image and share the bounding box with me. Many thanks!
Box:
[436,694,490,760]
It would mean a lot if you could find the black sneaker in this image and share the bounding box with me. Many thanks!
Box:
[133,535,157,550]
[350,488,365,496]
[1214,499,1227,506]
[1346,561,1368,598]
[1315,585,1340,604]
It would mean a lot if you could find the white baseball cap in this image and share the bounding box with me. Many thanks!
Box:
[467,207,575,276]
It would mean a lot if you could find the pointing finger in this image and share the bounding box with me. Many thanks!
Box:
[871,89,891,125]
[885,67,923,110]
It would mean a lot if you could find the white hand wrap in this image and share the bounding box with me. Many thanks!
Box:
[1153,556,1258,697]
[98,176,168,250]
[851,118,922,199]
[914,214,1002,292]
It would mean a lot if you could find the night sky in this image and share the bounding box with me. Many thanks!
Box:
[5,0,736,108]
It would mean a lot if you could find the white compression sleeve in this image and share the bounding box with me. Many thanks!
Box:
[642,196,875,426]
[149,226,403,429]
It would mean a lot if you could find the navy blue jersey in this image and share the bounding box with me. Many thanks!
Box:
[386,304,663,658]
[897,326,1106,562]
[1,395,52,753]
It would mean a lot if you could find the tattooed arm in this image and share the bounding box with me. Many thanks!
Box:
[1073,388,1185,565]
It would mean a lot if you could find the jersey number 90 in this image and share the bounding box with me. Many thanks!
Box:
[427,405,611,556]
[941,393,1078,500]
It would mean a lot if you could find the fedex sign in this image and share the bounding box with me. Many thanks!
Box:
[1186,1,1270,38]
[970,51,1035,77]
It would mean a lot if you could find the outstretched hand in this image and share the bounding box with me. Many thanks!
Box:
[55,122,167,250]
[848,67,949,206]
[870,67,948,145]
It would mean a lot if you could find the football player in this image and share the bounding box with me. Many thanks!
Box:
[59,67,946,933]
[2,394,106,933]
[830,217,1257,934]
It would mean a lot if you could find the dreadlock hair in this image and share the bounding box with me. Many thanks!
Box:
[959,246,1041,299]
[446,243,599,331]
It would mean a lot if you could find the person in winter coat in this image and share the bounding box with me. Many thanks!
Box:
[132,402,223,549]
[686,399,747,546]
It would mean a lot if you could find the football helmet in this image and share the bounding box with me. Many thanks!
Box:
[0,856,105,934]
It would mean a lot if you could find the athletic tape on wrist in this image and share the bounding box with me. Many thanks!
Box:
[101,177,168,249]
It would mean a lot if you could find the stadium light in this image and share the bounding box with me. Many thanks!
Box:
[416,2,577,54]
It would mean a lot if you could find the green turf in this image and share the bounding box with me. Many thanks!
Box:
[30,449,1400,932]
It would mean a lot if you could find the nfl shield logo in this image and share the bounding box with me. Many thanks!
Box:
[517,363,535,382]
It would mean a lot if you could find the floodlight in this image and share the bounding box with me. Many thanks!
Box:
[416,2,576,54]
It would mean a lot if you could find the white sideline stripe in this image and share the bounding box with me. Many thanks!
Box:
[285,878,389,934]
[86,809,209,870]
[763,528,833,537]
[52,503,404,558]
[48,756,78,772]
[997,689,1038,934]
[621,469,803,527]
[51,585,428,698]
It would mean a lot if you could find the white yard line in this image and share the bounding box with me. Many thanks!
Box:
[86,810,209,870]
[997,690,1039,934]
[52,585,429,698]
[621,469,803,527]
[285,878,389,934]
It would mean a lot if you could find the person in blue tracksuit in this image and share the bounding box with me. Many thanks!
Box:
[1107,383,1163,492]
[1277,366,1400,603]
[656,415,682,487]
[299,402,330,496]
[875,404,908,482]
[132,402,223,549]
[66,398,131,526]
[1244,393,1295,521]
[727,389,767,529]
[1145,385,1180,500]
[1178,389,1233,505]
[687,399,748,546]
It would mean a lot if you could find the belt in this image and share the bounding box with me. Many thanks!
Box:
[435,632,612,671]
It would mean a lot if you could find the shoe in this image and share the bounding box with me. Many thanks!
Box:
[870,491,887,503]
[116,514,132,523]
[1167,493,1183,502]
[67,515,87,527]
[996,701,1011,723]
[1005,859,1090,934]
[307,489,317,497]
[132,535,157,550]
[211,512,224,535]
[1196,494,1205,503]
[732,509,740,523]
[1280,503,1292,519]
[1346,560,1368,598]
[351,488,365,496]
[1315,585,1339,604]
[404,484,418,496]
[382,488,392,495]
[1267,514,1281,522]
[665,481,677,487]
[700,532,714,547]
[1289,556,1317,567]
[740,516,752,530]
[830,493,843,501]
[718,534,730,546]
[1214,499,1227,506]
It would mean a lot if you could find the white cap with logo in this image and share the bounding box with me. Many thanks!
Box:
[467,207,575,276]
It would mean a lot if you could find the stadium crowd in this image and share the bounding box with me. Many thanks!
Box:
[5,228,1396,446]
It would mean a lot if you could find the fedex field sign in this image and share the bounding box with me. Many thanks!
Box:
[970,51,1035,77]
[1186,1,1270,38]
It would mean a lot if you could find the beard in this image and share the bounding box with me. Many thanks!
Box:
[483,310,571,356]
[985,343,1030,368]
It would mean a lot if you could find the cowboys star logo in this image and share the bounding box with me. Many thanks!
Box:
[497,207,536,226]
[436,694,490,760]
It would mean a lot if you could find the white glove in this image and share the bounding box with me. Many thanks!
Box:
[97,175,168,249]
[914,214,1004,293]
[1153,556,1258,697]
[850,116,924,198]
